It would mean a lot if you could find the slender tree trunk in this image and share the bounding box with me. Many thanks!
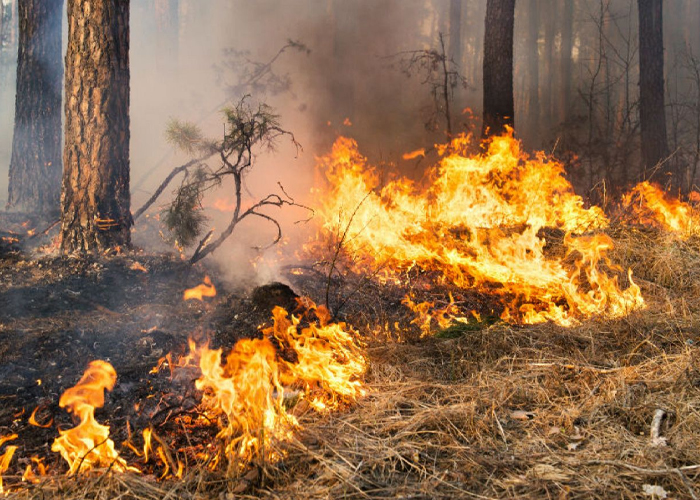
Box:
[449,0,463,66]
[559,0,574,125]
[7,0,63,215]
[638,0,671,185]
[482,0,516,140]
[61,0,131,253]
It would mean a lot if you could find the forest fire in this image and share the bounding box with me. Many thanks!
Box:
[188,302,366,463]
[51,361,132,474]
[621,181,699,237]
[0,302,365,491]
[312,133,645,327]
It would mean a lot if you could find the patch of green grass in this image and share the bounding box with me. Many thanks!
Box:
[434,316,499,338]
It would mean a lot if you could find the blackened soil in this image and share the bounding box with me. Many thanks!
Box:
[0,244,293,477]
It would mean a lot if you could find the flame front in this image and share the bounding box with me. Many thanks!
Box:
[190,303,366,464]
[313,133,644,326]
[51,360,131,474]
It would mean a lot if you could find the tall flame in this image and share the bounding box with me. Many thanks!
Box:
[189,303,366,464]
[51,361,131,474]
[312,133,644,326]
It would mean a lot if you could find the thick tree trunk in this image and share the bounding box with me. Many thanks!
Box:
[60,0,131,253]
[481,0,516,140]
[7,0,63,215]
[638,0,671,185]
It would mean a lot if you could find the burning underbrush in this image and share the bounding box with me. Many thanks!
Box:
[1,133,700,498]
[307,132,700,334]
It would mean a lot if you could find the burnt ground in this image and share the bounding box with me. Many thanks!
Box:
[0,221,302,481]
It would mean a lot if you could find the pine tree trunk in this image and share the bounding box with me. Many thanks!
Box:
[60,0,131,253]
[481,0,516,140]
[638,0,671,185]
[7,0,63,215]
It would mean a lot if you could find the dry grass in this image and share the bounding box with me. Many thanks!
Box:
[5,225,700,499]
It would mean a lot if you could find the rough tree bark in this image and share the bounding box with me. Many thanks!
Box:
[481,0,516,140]
[60,0,132,253]
[7,0,63,215]
[638,0,671,185]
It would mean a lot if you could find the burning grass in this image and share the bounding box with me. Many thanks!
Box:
[3,133,700,498]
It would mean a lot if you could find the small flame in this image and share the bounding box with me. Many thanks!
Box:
[21,458,47,484]
[622,181,698,237]
[402,148,426,161]
[0,435,18,494]
[28,406,53,428]
[129,262,148,272]
[51,361,133,474]
[183,276,217,301]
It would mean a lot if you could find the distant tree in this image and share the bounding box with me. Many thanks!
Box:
[523,0,539,148]
[448,0,463,67]
[481,0,516,140]
[7,0,63,215]
[559,0,574,125]
[155,0,178,74]
[638,0,671,185]
[60,0,131,253]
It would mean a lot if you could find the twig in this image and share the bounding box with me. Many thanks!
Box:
[133,157,209,221]
[650,408,667,446]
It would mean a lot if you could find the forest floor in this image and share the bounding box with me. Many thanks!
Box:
[0,214,699,499]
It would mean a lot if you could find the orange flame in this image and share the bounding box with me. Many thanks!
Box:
[622,181,698,237]
[188,302,366,464]
[402,148,426,161]
[51,361,133,474]
[28,406,53,428]
[0,435,17,494]
[312,133,644,327]
[183,276,217,301]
